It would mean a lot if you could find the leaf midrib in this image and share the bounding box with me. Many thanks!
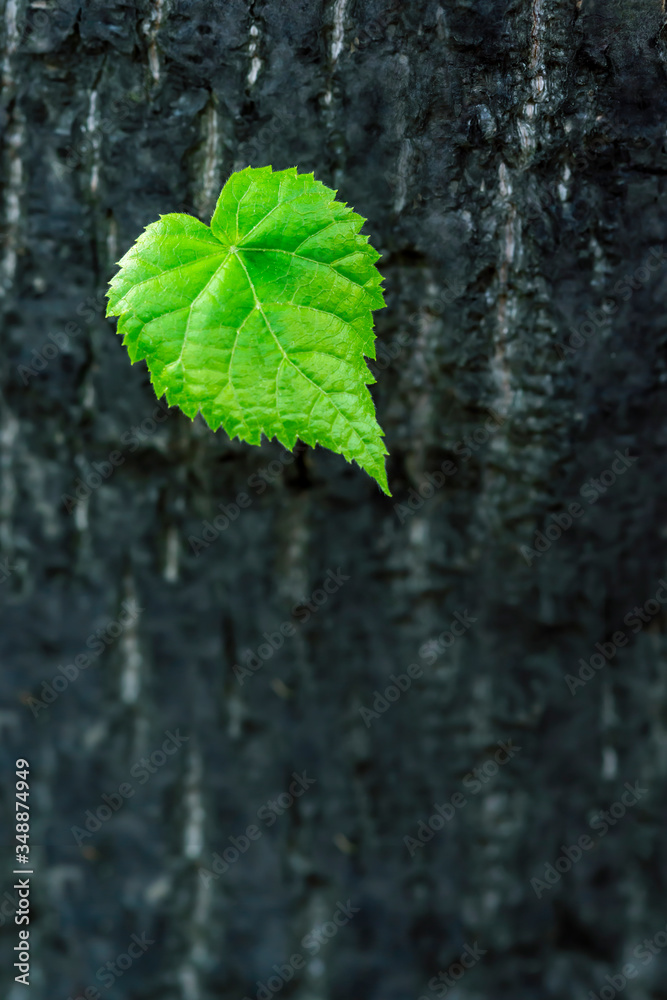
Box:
[234,252,378,462]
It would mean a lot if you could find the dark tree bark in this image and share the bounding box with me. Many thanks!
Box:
[2,0,667,997]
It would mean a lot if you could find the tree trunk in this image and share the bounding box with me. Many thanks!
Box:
[2,0,667,997]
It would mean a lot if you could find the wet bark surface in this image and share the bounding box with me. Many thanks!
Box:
[2,0,667,997]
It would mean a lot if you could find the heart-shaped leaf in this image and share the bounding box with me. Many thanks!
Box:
[106,166,390,494]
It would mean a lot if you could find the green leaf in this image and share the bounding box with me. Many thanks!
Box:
[106,165,390,494]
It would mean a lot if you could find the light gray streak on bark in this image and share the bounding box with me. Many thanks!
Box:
[194,97,223,221]
[0,120,24,300]
[119,575,144,706]
[330,0,349,64]
[246,22,262,87]
[178,745,211,1000]
[0,404,19,558]
[1,0,19,84]
[142,0,168,85]
[85,89,101,196]
[164,523,180,582]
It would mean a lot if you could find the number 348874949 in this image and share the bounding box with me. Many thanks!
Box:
[15,759,30,854]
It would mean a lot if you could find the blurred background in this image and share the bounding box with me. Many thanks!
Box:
[2,0,667,997]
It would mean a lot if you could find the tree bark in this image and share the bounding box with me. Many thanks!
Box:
[2,0,667,997]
